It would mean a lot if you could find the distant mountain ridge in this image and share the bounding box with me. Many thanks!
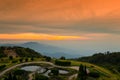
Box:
[0,42,82,58]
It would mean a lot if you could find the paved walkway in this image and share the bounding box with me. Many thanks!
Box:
[29,72,35,80]
[0,61,79,80]
[0,61,54,77]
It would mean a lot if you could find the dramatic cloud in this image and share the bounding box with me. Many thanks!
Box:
[0,0,120,40]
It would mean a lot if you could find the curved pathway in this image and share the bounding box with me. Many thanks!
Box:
[29,72,34,80]
[69,74,77,80]
[0,61,79,80]
[0,61,54,77]
[68,66,79,80]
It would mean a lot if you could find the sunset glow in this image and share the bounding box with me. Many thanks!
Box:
[0,33,89,40]
[0,0,120,40]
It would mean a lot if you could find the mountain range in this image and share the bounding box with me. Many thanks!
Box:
[0,42,82,58]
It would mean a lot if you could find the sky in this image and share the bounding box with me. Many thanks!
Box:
[0,0,120,55]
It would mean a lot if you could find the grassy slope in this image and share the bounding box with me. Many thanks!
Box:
[70,60,120,80]
[0,58,120,80]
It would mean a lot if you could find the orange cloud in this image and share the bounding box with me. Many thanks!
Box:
[0,33,89,40]
[1,0,120,22]
[0,0,120,36]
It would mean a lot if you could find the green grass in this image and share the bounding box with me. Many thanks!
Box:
[70,60,120,80]
[0,57,46,72]
[0,58,120,80]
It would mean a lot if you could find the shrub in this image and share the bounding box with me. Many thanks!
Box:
[19,58,23,63]
[60,56,66,60]
[4,70,29,80]
[9,56,13,60]
[35,74,49,80]
[44,56,51,62]
[89,71,100,78]
[25,58,28,62]
[51,68,59,76]
[0,65,6,70]
[55,60,71,66]
[12,60,18,63]
[31,57,34,61]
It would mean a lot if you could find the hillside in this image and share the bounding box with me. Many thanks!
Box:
[0,42,82,58]
[0,46,42,58]
[77,52,120,74]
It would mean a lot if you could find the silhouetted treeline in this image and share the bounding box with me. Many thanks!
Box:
[78,52,120,65]
[77,51,120,72]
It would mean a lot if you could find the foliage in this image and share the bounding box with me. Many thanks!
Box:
[34,73,49,80]
[0,46,42,58]
[30,57,34,61]
[55,60,71,66]
[77,52,120,72]
[44,56,51,62]
[14,47,42,57]
[19,58,23,63]
[0,65,6,71]
[77,64,87,80]
[78,52,120,65]
[0,47,6,58]
[4,69,29,80]
[12,60,18,63]
[60,56,66,60]
[49,76,65,80]
[25,58,28,62]
[89,71,100,78]
[51,68,59,76]
[9,56,13,60]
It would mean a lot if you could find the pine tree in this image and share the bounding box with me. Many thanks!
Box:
[77,64,87,80]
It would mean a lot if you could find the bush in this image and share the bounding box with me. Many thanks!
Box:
[117,66,120,72]
[9,56,13,60]
[51,68,59,76]
[12,60,18,63]
[19,58,23,62]
[31,57,34,61]
[55,60,71,66]
[60,56,66,60]
[89,71,100,78]
[44,56,51,62]
[0,65,6,70]
[35,74,49,80]
[49,76,64,80]
[25,58,28,62]
[4,70,29,80]
[13,69,28,76]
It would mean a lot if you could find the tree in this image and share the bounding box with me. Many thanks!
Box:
[89,71,100,78]
[4,69,29,80]
[35,74,49,80]
[0,65,6,70]
[60,56,66,60]
[45,56,51,62]
[55,60,71,66]
[31,57,34,61]
[9,56,13,60]
[19,58,23,63]
[25,58,28,62]
[7,72,13,80]
[77,64,87,80]
[51,68,59,76]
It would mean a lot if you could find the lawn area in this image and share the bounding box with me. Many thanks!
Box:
[70,60,120,80]
[0,57,45,72]
[0,58,120,80]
